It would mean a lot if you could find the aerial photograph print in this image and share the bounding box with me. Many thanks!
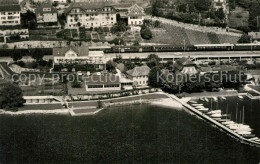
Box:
[0,0,260,163]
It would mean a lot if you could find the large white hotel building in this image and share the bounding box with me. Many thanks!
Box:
[64,2,117,29]
[0,3,21,26]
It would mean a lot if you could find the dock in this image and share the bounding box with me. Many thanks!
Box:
[168,94,260,148]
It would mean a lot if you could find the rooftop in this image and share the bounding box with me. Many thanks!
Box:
[0,4,21,12]
[53,47,89,57]
[35,3,58,14]
[126,65,151,77]
[64,2,115,15]
[173,57,196,71]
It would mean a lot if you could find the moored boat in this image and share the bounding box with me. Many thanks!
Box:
[208,110,221,115]
[222,121,235,125]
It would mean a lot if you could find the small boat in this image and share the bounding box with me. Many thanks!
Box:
[222,121,235,125]
[229,125,250,130]
[238,96,244,99]
[195,106,205,109]
[254,139,260,142]
[234,127,253,133]
[189,100,197,104]
[213,118,222,121]
[191,104,204,107]
[221,114,229,117]
[211,113,222,118]
[221,96,226,100]
[204,98,209,102]
[199,98,205,102]
[218,119,230,122]
[238,131,255,138]
[197,108,209,112]
[248,137,259,141]
[212,97,218,101]
[208,110,221,115]
[237,131,252,135]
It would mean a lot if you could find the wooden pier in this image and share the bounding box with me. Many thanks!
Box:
[169,94,260,148]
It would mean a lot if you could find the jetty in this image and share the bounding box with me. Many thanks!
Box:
[168,94,260,148]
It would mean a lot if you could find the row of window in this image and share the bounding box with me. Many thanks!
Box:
[1,12,19,15]
[1,21,19,24]
[71,13,112,17]
[87,84,120,89]
[135,76,148,79]
[131,21,142,25]
[1,16,20,20]
[70,18,113,22]
[138,81,148,85]
[68,21,114,27]
[72,8,113,13]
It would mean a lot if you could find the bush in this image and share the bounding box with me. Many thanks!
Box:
[103,27,110,32]
[27,61,38,69]
[17,61,25,67]
[0,82,25,111]
[71,81,82,88]
[236,26,251,33]
[238,34,251,43]
[141,28,152,40]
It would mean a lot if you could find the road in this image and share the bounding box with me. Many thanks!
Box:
[0,51,259,63]
[105,51,260,61]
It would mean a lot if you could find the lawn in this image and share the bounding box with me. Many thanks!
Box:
[229,7,249,28]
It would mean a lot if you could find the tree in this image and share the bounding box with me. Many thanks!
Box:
[21,10,36,29]
[146,54,160,68]
[215,8,225,20]
[109,38,124,45]
[71,81,82,88]
[52,1,58,7]
[106,60,116,72]
[97,100,103,109]
[11,51,23,62]
[58,13,66,27]
[111,21,128,34]
[141,28,152,40]
[194,0,212,11]
[238,34,251,43]
[148,66,162,88]
[0,82,25,111]
[30,49,44,62]
[124,59,135,70]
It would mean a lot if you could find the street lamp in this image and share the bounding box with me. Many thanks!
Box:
[183,39,186,52]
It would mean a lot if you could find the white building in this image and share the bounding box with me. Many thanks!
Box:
[0,3,21,26]
[126,65,150,86]
[53,46,106,66]
[212,0,229,14]
[64,2,117,29]
[127,4,145,26]
[35,3,58,25]
[85,74,121,92]
[114,3,145,26]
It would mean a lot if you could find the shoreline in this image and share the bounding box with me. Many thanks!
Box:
[0,92,179,116]
[0,90,250,116]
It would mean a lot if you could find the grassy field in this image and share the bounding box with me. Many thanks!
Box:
[229,7,249,28]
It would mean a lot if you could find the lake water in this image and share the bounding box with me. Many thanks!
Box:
[0,104,260,163]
